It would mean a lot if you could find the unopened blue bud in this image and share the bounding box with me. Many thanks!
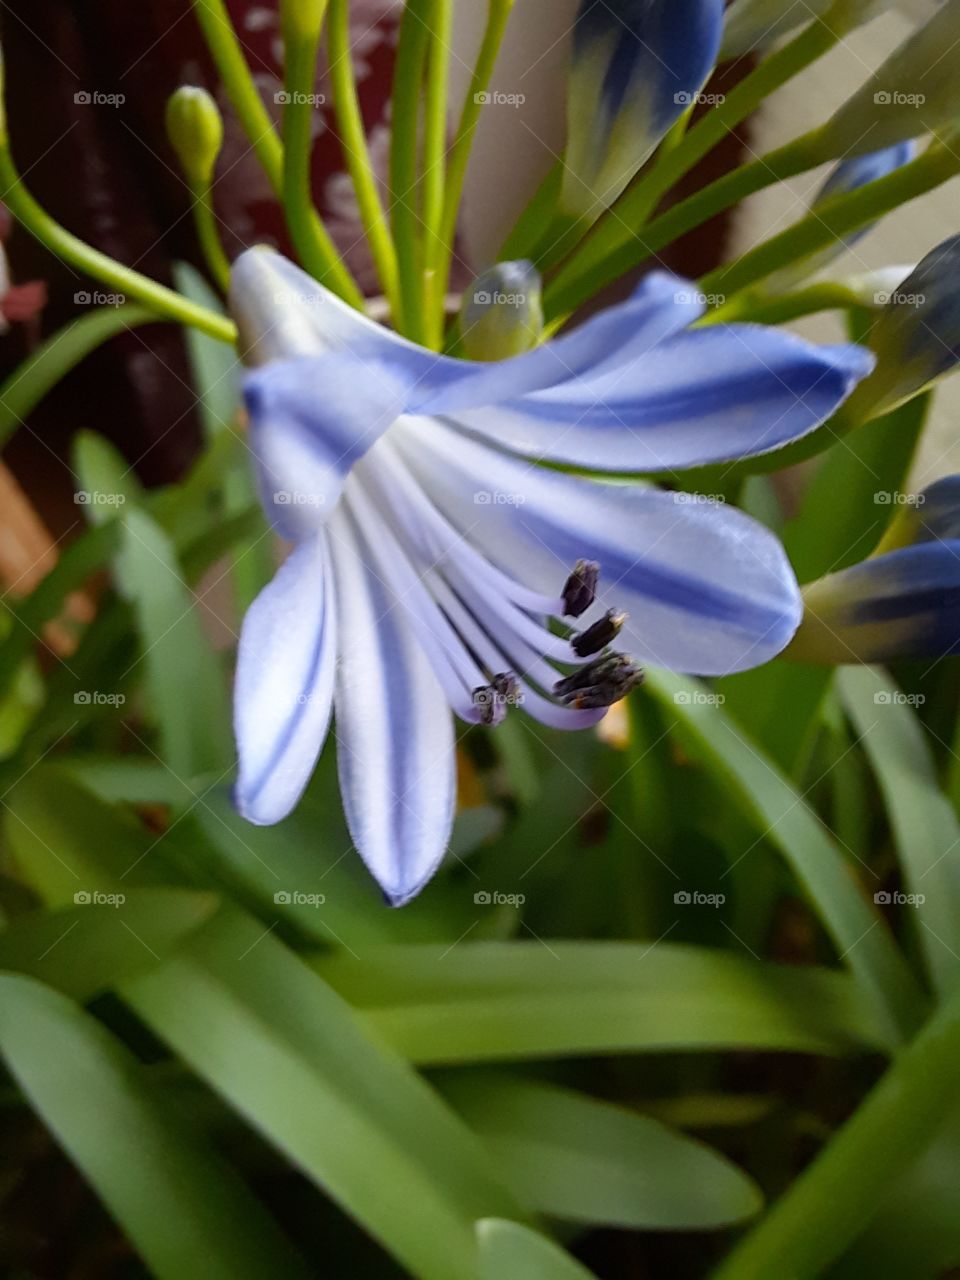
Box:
[460,261,543,361]
[562,0,723,218]
[848,235,960,419]
[763,143,915,294]
[791,471,960,662]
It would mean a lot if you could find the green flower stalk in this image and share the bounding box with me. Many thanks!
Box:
[0,48,235,343]
[166,86,231,292]
[279,0,365,308]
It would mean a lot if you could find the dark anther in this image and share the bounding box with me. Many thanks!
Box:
[561,559,599,617]
[492,672,520,703]
[571,609,626,657]
[473,672,520,725]
[554,653,644,709]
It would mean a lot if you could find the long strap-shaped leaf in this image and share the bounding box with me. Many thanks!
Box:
[645,670,924,1044]
[3,769,530,1280]
[839,665,960,997]
[313,941,892,1062]
[0,973,310,1279]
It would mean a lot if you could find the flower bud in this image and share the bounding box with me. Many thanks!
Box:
[460,261,544,361]
[791,473,960,663]
[819,2,960,157]
[562,0,723,218]
[763,143,915,294]
[845,235,960,419]
[166,86,223,187]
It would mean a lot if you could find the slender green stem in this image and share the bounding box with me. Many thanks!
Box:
[0,145,236,343]
[700,140,960,300]
[712,985,960,1280]
[545,7,852,318]
[433,0,515,332]
[421,0,454,348]
[327,0,401,317]
[0,307,157,453]
[390,0,433,340]
[190,183,231,293]
[545,130,827,320]
[191,0,284,193]
[699,281,867,327]
[280,3,366,306]
[498,164,563,261]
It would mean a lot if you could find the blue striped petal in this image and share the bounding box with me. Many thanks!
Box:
[396,417,802,675]
[564,0,724,216]
[233,533,337,825]
[448,325,873,472]
[328,507,456,906]
[798,542,960,662]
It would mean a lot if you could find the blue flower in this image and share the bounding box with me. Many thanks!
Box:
[229,248,872,904]
[794,476,960,663]
[563,0,724,217]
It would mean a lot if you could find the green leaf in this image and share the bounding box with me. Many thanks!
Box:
[0,888,219,1000]
[172,262,241,441]
[173,261,272,609]
[0,973,310,1279]
[838,665,960,996]
[313,941,890,1063]
[72,430,146,520]
[644,671,924,1044]
[783,393,929,584]
[478,1220,597,1280]
[440,1071,763,1229]
[123,909,528,1280]
[4,769,529,1280]
[121,508,232,777]
[0,306,156,453]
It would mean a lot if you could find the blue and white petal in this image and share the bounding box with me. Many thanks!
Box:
[395,417,803,675]
[449,325,873,472]
[234,533,337,825]
[327,505,457,905]
[564,0,725,217]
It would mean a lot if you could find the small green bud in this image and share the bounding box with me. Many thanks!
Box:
[460,261,544,362]
[166,86,223,187]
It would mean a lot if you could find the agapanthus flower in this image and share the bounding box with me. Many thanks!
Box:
[229,248,872,903]
[793,476,960,662]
